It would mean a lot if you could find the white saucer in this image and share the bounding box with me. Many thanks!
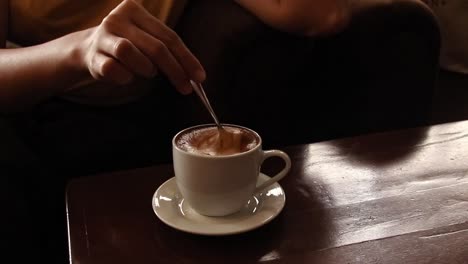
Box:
[152,173,286,236]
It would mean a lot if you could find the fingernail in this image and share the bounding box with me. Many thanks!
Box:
[195,70,206,82]
[119,75,133,85]
[180,83,193,95]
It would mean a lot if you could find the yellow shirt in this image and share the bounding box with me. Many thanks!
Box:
[8,0,188,105]
[9,0,187,45]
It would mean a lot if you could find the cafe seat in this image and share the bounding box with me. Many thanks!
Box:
[2,0,441,178]
[176,0,441,148]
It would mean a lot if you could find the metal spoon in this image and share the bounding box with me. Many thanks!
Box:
[190,80,223,130]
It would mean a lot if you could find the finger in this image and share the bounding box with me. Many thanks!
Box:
[99,20,155,78]
[128,7,206,82]
[102,0,200,91]
[89,52,134,85]
[148,39,193,94]
[118,27,190,93]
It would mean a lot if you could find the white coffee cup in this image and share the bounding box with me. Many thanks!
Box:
[172,124,291,217]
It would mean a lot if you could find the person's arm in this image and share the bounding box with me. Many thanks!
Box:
[234,0,350,36]
[0,0,6,49]
[0,30,90,111]
[0,0,205,112]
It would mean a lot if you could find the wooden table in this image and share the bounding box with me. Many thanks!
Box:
[66,121,468,264]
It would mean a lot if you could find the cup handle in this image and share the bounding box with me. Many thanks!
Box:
[255,150,291,193]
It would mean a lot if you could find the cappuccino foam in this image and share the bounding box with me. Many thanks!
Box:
[176,126,258,156]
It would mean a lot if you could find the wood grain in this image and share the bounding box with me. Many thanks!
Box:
[67,121,468,264]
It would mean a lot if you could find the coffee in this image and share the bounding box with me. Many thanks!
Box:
[175,125,259,156]
[172,123,291,216]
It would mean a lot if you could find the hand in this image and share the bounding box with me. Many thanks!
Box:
[79,0,205,95]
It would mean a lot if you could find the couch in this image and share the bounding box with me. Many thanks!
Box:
[175,0,441,148]
[3,0,441,175]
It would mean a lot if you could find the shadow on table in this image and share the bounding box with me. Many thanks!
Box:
[330,126,430,167]
[151,166,335,263]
